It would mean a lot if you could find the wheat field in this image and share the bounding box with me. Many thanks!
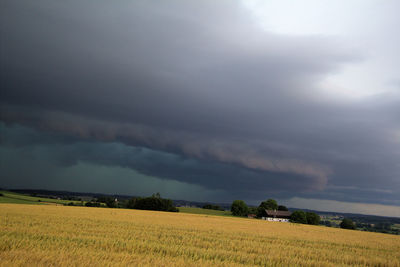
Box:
[1,204,400,266]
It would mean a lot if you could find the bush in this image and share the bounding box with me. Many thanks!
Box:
[306,212,320,225]
[85,202,101,207]
[320,220,332,227]
[340,218,356,229]
[231,200,248,217]
[0,193,3,197]
[97,197,117,208]
[290,211,307,224]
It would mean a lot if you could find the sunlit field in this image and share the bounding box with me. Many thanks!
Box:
[1,204,400,266]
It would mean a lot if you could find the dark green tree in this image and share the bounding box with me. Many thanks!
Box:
[104,198,117,208]
[306,212,320,225]
[231,200,249,216]
[247,206,258,215]
[290,210,307,223]
[257,199,278,217]
[152,192,161,198]
[340,218,356,229]
[278,205,288,211]
[264,199,278,210]
[126,194,178,212]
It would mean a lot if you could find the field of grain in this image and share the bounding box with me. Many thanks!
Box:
[1,204,400,266]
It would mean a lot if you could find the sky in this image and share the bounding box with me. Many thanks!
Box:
[1,0,400,217]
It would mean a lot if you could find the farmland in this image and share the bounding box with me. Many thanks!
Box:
[178,206,233,217]
[1,204,400,266]
[0,191,82,206]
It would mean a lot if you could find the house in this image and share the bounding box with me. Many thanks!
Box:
[247,214,256,219]
[262,209,292,222]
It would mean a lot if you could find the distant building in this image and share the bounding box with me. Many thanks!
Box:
[262,209,292,222]
[247,214,256,219]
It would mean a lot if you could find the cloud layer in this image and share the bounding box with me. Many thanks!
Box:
[1,0,400,211]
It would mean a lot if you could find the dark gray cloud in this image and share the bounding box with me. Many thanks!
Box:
[0,123,326,196]
[1,0,400,208]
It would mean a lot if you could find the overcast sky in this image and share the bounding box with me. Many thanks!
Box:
[1,0,399,217]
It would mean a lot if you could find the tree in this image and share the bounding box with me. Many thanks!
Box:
[231,200,249,216]
[264,199,278,210]
[290,210,307,223]
[247,206,258,215]
[108,199,118,208]
[278,205,288,211]
[306,212,320,225]
[340,218,356,229]
[257,199,278,217]
[126,194,178,212]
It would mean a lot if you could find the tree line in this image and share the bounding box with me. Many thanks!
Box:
[126,193,178,212]
[83,193,178,212]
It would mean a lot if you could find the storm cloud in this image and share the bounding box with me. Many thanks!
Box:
[1,0,400,212]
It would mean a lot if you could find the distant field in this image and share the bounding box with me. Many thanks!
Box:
[178,207,233,217]
[0,191,82,205]
[1,204,400,266]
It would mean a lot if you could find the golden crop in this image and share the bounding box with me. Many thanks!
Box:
[1,204,400,266]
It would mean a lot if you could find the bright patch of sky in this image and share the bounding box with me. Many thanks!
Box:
[241,0,400,100]
[283,197,400,217]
